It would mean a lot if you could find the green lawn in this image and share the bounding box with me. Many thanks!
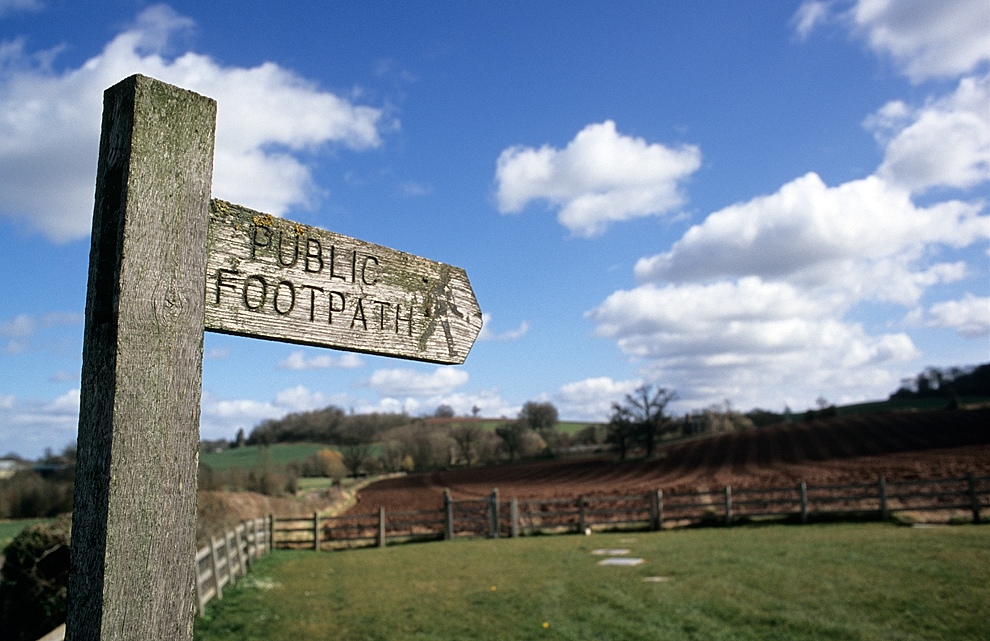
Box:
[194,522,989,641]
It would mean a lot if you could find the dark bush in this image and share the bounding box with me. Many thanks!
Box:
[0,516,71,641]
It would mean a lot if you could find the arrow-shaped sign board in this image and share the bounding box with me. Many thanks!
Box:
[204,199,483,364]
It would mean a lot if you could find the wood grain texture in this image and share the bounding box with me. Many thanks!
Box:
[67,75,216,641]
[204,200,483,364]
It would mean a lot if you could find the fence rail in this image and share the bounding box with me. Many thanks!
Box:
[195,516,273,617]
[273,473,989,551]
[33,516,274,640]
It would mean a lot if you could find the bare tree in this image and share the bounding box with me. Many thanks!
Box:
[612,385,676,458]
[605,403,637,460]
[339,442,373,478]
[451,424,482,465]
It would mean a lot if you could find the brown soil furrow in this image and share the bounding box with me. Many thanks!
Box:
[347,408,990,514]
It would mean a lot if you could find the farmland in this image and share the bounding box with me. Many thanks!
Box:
[193,522,990,641]
[200,443,329,471]
[349,407,990,513]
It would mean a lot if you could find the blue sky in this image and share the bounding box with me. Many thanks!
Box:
[1,0,988,458]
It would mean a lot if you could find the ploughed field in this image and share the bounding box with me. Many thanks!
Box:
[349,407,990,513]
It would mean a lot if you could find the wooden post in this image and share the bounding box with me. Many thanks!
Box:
[648,491,659,531]
[443,489,454,540]
[490,488,500,539]
[248,519,258,561]
[209,536,223,602]
[578,496,587,534]
[967,473,981,524]
[378,507,386,548]
[67,75,216,641]
[268,514,275,552]
[799,482,808,524]
[878,476,889,520]
[234,525,247,576]
[313,512,320,551]
[510,497,519,538]
[222,532,235,586]
[724,486,732,526]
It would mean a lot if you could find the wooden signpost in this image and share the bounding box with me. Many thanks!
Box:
[66,75,481,641]
[205,200,481,364]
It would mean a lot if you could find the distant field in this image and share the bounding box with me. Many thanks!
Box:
[194,522,990,641]
[470,420,601,434]
[836,395,990,416]
[200,444,329,471]
[199,421,602,472]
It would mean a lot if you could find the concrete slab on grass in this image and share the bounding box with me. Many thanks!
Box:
[597,557,644,566]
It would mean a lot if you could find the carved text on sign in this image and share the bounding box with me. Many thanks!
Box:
[204,200,483,364]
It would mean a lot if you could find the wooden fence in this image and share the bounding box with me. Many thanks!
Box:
[33,516,274,640]
[194,516,273,617]
[272,473,989,550]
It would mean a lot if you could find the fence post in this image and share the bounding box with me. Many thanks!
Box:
[490,488,500,538]
[967,473,981,524]
[724,486,732,526]
[378,507,387,548]
[878,476,889,520]
[268,514,275,552]
[657,490,664,530]
[578,496,587,534]
[313,512,320,551]
[223,531,235,586]
[234,526,247,576]
[799,482,808,524]
[66,75,216,641]
[209,536,223,601]
[251,517,265,559]
[443,489,454,540]
[510,498,519,538]
[193,556,205,618]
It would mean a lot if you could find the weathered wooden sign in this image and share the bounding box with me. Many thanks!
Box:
[67,74,482,641]
[204,200,482,364]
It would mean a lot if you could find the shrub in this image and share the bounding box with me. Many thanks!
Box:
[0,516,71,641]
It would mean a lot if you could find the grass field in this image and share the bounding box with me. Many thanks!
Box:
[193,522,989,641]
[200,444,328,471]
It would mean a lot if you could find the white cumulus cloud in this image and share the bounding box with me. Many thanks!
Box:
[868,74,990,193]
[550,377,643,421]
[0,4,389,242]
[848,0,990,82]
[364,366,469,397]
[495,120,701,237]
[477,313,529,342]
[278,350,364,370]
[634,173,988,306]
[917,294,990,338]
[792,1,832,40]
[589,277,920,409]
